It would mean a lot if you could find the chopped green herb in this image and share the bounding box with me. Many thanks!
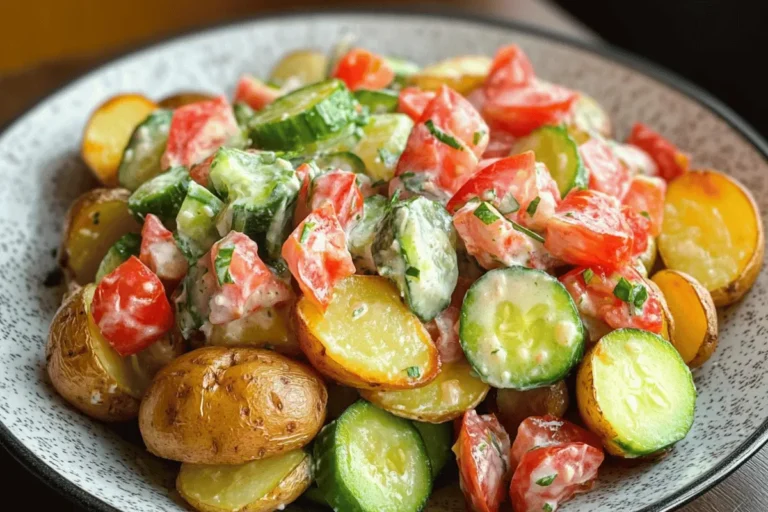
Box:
[526,196,541,216]
[477,442,488,452]
[639,210,651,219]
[92,211,100,225]
[613,277,633,302]
[390,188,402,205]
[406,366,421,378]
[632,283,648,308]
[406,266,421,278]
[300,221,316,244]
[214,246,235,285]
[613,277,648,309]
[425,119,463,150]
[399,171,416,179]
[473,202,500,225]
[543,504,554,512]
[377,148,399,168]
[491,349,500,355]
[498,192,520,215]
[509,219,545,243]
[352,306,366,319]
[473,129,486,145]
[536,474,557,487]
[565,212,575,218]
[582,268,594,284]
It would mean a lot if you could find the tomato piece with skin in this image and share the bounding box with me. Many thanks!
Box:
[91,256,174,356]
[484,44,535,97]
[294,169,364,231]
[454,410,512,512]
[161,95,240,169]
[482,129,517,159]
[483,80,578,137]
[139,214,188,283]
[511,415,603,467]
[398,87,436,122]
[622,205,651,257]
[421,86,489,159]
[207,232,292,325]
[282,202,356,310]
[544,189,634,269]
[425,277,473,363]
[622,175,666,237]
[580,137,631,200]
[234,74,281,111]
[560,264,664,334]
[626,123,689,181]
[332,48,395,91]
[189,153,214,188]
[510,443,604,512]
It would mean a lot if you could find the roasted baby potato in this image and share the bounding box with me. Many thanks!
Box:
[46,285,183,422]
[652,269,718,368]
[408,55,491,95]
[659,169,764,306]
[269,50,328,88]
[139,346,327,464]
[359,361,489,423]
[59,188,141,285]
[81,93,158,185]
[295,275,440,390]
[205,305,300,356]
[158,92,215,109]
[177,449,312,512]
[495,380,569,435]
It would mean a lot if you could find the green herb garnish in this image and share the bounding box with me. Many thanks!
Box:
[526,196,541,216]
[214,246,235,285]
[640,210,651,219]
[425,119,463,150]
[406,366,421,378]
[509,219,545,243]
[536,474,557,487]
[473,202,500,225]
[300,221,316,244]
[613,277,648,309]
[583,268,594,284]
[406,267,420,278]
[473,129,486,145]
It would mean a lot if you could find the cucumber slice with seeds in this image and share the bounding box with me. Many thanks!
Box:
[460,266,585,389]
[511,125,587,198]
[95,233,141,282]
[248,79,357,151]
[314,400,432,512]
[127,166,190,226]
[352,113,414,183]
[118,109,172,191]
[348,194,388,273]
[314,151,366,174]
[413,421,452,479]
[175,182,225,262]
[354,89,399,114]
[386,57,420,88]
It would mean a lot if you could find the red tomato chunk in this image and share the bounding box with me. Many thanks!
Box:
[622,175,666,237]
[626,122,689,181]
[139,214,188,283]
[234,74,281,111]
[332,48,394,91]
[511,416,603,467]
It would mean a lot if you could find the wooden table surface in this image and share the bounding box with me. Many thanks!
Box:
[1,2,765,511]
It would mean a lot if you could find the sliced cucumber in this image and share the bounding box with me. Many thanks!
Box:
[118,109,172,191]
[127,166,190,226]
[373,196,458,322]
[578,328,696,457]
[385,57,420,88]
[175,258,214,339]
[209,148,300,261]
[354,89,400,114]
[460,266,585,389]
[248,79,357,151]
[352,113,414,183]
[94,233,141,282]
[314,400,432,512]
[412,421,452,479]
[175,182,225,262]
[314,151,366,174]
[348,195,388,273]
[512,125,587,198]
[233,102,256,129]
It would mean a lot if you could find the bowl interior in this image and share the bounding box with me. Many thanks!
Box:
[1,11,767,512]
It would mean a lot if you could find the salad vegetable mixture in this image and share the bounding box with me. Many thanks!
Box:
[47,40,764,512]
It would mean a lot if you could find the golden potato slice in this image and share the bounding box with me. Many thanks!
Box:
[158,92,215,109]
[81,93,157,186]
[659,169,764,306]
[269,49,328,88]
[46,285,182,421]
[295,276,440,390]
[177,449,312,512]
[205,305,300,356]
[59,188,140,285]
[139,347,326,464]
[360,361,489,423]
[408,55,492,95]
[652,269,718,368]
[495,380,569,434]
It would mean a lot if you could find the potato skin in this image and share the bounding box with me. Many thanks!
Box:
[495,381,569,435]
[139,347,327,464]
[576,344,622,457]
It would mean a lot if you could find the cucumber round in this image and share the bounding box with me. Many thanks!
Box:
[118,109,172,191]
[127,166,191,226]
[94,233,141,282]
[175,182,225,262]
[578,328,696,457]
[511,125,587,198]
[412,421,452,479]
[460,266,585,389]
[348,195,389,273]
[385,57,420,88]
[314,400,432,512]
[354,89,400,114]
[248,79,357,151]
[314,151,366,174]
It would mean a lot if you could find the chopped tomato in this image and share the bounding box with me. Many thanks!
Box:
[332,48,395,91]
[282,202,356,310]
[560,264,664,334]
[189,153,214,188]
[453,410,511,512]
[622,205,652,257]
[544,189,633,269]
[425,277,473,363]
[580,137,631,200]
[421,86,489,159]
[139,214,188,283]
[626,123,689,181]
[91,256,174,356]
[611,142,658,177]
[161,95,240,169]
[482,129,517,159]
[483,80,578,137]
[234,74,281,111]
[207,232,292,325]
[510,443,604,512]
[484,44,535,97]
[398,87,436,122]
[295,169,364,231]
[622,175,666,236]
[511,416,603,467]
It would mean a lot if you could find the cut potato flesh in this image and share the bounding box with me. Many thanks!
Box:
[206,305,299,355]
[296,275,439,390]
[360,361,489,423]
[659,169,763,306]
[652,269,718,368]
[408,55,491,95]
[81,94,158,186]
[269,49,328,88]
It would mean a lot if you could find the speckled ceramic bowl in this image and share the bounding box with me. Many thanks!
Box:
[1,9,767,512]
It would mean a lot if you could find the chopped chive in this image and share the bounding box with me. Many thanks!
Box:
[491,349,500,355]
[473,129,486,145]
[498,192,520,215]
[92,211,101,225]
[536,474,557,487]
[406,366,421,378]
[543,504,554,512]
[300,221,316,244]
[473,202,500,225]
[526,196,541,216]
[406,266,421,278]
[640,210,651,219]
[564,212,575,218]
[378,148,399,168]
[583,268,594,284]
[399,171,416,178]
[509,219,545,243]
[613,277,633,302]
[633,283,648,308]
[352,306,366,319]
[214,246,235,285]
[425,119,463,150]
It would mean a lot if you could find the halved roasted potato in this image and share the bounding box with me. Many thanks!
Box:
[659,169,764,306]
[495,380,569,435]
[59,188,141,285]
[205,304,300,356]
[295,276,440,390]
[158,92,215,109]
[139,346,326,464]
[81,93,158,185]
[652,269,718,368]
[269,49,328,88]
[408,55,491,95]
[46,285,183,422]
[359,361,489,423]
[177,449,312,512]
